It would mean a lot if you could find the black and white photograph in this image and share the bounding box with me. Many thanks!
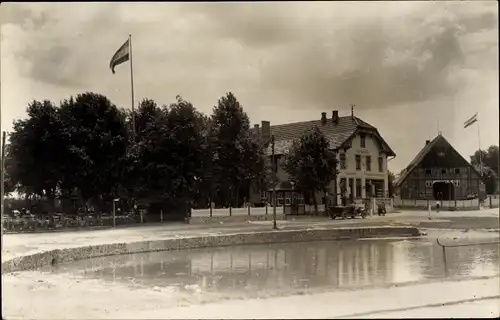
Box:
[1,1,499,318]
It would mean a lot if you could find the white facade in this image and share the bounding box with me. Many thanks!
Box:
[253,131,391,206]
[332,133,389,203]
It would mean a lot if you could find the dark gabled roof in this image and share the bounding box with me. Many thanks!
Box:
[394,135,440,187]
[394,134,483,187]
[254,115,395,157]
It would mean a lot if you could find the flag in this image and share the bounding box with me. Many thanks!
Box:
[109,39,130,74]
[463,113,478,129]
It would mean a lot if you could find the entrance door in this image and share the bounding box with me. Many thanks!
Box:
[349,178,354,204]
[433,182,454,200]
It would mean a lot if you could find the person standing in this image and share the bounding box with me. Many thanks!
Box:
[436,191,443,212]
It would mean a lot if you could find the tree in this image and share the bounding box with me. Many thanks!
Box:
[7,100,67,214]
[3,144,17,197]
[59,92,129,212]
[121,98,165,204]
[470,145,499,175]
[388,171,396,197]
[284,127,338,215]
[209,92,265,207]
[470,145,499,194]
[165,96,206,215]
[125,96,206,218]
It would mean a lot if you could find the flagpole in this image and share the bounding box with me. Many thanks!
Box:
[129,34,136,138]
[477,117,483,174]
[1,131,6,259]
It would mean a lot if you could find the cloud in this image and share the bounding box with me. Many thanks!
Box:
[1,2,498,172]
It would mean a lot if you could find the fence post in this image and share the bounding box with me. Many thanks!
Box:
[371,198,375,216]
[160,209,163,223]
[248,204,250,216]
[112,201,116,228]
[442,245,448,277]
[229,206,232,217]
[265,203,268,215]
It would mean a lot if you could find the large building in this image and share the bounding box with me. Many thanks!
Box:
[394,133,485,201]
[250,110,396,207]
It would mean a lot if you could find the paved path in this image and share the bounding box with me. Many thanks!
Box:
[2,209,498,262]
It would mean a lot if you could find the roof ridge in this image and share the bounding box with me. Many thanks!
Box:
[268,114,371,128]
[395,134,449,187]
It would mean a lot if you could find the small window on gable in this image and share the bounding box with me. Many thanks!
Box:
[425,169,432,175]
[360,135,366,148]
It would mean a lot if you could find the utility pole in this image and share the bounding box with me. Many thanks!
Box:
[271,135,278,230]
[1,131,6,255]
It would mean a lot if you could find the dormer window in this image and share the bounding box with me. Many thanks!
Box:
[360,135,366,148]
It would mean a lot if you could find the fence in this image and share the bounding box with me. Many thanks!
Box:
[191,206,285,217]
[394,198,480,210]
[486,195,499,208]
[1,214,139,233]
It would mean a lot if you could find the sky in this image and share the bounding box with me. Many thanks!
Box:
[1,1,498,173]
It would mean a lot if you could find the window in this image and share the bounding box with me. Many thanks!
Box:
[454,168,460,175]
[260,191,267,200]
[340,153,347,169]
[321,196,326,205]
[425,181,432,187]
[356,179,362,199]
[340,178,347,192]
[272,155,279,172]
[355,155,361,170]
[360,135,366,148]
[366,156,371,171]
[441,169,446,175]
[425,169,432,175]
[277,192,284,205]
[378,157,383,172]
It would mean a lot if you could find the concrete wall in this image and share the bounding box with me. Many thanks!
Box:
[191,206,285,217]
[2,226,421,274]
[188,213,286,225]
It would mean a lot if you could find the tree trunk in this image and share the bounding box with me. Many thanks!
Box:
[312,192,318,216]
[47,190,56,228]
[332,175,338,206]
[235,186,240,208]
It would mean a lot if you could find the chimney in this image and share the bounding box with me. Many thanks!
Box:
[321,112,327,124]
[261,120,271,143]
[425,140,430,146]
[254,124,260,139]
[332,110,339,124]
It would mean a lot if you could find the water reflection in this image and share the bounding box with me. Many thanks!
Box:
[49,239,499,295]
